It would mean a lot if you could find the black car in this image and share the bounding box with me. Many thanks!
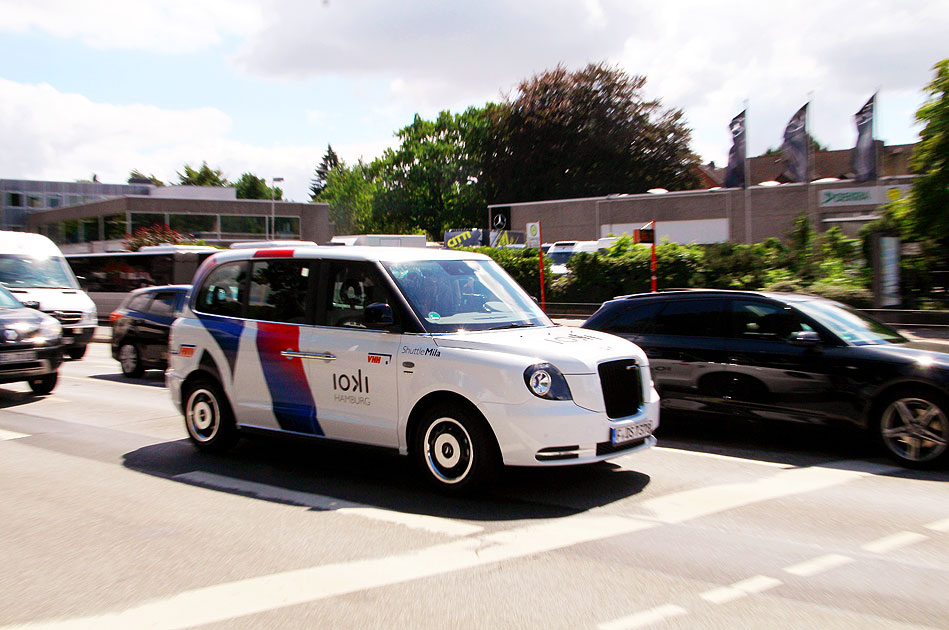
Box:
[583,289,949,468]
[0,284,63,395]
[111,285,190,377]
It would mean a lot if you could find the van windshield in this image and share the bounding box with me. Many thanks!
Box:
[0,254,80,289]
[384,259,551,333]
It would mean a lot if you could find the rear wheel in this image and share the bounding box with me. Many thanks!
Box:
[413,404,498,493]
[183,377,237,452]
[28,372,58,395]
[875,388,949,468]
[119,343,144,377]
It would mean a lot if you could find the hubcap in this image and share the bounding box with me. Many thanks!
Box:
[186,388,220,442]
[881,397,949,463]
[423,417,473,484]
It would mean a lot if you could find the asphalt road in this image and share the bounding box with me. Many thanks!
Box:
[1,344,947,629]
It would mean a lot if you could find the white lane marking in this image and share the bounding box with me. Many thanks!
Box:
[597,604,688,630]
[699,575,782,604]
[924,518,949,533]
[783,553,854,577]
[5,513,654,630]
[0,429,29,441]
[653,446,790,468]
[174,472,484,537]
[640,460,900,524]
[861,531,929,554]
[10,457,885,630]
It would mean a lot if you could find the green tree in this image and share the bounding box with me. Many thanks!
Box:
[480,63,699,204]
[909,59,949,241]
[234,173,282,200]
[127,169,164,186]
[318,160,381,235]
[371,107,489,239]
[177,161,228,186]
[310,144,341,200]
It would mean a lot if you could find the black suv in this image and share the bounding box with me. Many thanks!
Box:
[582,290,949,468]
[111,285,189,377]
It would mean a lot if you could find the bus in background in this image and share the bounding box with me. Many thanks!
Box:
[66,245,219,320]
[0,231,98,360]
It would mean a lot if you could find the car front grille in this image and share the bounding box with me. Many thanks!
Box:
[598,359,643,419]
[45,310,82,326]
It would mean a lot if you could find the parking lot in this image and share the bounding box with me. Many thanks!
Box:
[1,341,947,629]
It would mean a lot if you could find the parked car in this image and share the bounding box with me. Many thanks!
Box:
[0,283,63,394]
[111,285,190,377]
[582,289,949,468]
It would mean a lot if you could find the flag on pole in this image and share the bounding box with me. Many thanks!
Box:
[781,103,809,183]
[853,94,876,183]
[724,110,746,188]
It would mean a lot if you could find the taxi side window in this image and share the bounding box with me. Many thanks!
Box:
[195,262,247,318]
[323,261,396,328]
[247,259,312,323]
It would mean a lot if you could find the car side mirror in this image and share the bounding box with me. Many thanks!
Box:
[364,302,397,330]
[789,331,821,347]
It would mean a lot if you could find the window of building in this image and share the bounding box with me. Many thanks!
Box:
[130,213,166,233]
[273,216,301,238]
[220,215,266,236]
[81,217,100,242]
[170,214,216,235]
[63,220,82,244]
[47,195,62,209]
[27,195,43,209]
[104,214,127,240]
[247,259,312,323]
[5,193,23,207]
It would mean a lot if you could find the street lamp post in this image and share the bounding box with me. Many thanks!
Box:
[270,177,284,240]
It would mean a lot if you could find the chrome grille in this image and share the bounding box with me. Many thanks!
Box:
[45,310,82,326]
[598,359,643,419]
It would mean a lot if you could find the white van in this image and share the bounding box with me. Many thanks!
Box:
[547,240,600,276]
[168,246,658,492]
[0,231,98,359]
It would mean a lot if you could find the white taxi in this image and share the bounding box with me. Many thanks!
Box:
[167,246,658,491]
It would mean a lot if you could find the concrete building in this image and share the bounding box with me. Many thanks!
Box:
[491,144,918,245]
[3,179,334,252]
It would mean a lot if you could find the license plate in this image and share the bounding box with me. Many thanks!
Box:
[611,420,652,445]
[0,350,37,364]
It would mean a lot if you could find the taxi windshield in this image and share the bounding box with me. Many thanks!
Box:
[0,254,80,289]
[0,284,22,309]
[384,259,552,333]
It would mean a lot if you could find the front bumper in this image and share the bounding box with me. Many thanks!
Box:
[482,395,660,467]
[62,326,94,350]
[0,345,62,385]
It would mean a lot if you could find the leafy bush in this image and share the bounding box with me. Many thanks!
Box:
[465,246,551,299]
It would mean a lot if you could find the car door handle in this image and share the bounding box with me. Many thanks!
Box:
[281,350,337,361]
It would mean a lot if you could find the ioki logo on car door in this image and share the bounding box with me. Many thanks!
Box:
[304,260,401,447]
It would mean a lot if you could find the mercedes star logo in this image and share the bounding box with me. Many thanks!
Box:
[492,213,507,229]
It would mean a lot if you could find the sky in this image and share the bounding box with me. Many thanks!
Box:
[0,0,945,202]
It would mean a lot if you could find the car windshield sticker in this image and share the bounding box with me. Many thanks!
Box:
[428,312,441,321]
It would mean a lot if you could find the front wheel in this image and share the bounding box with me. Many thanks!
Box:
[28,372,58,395]
[875,388,949,468]
[413,404,498,493]
[183,378,237,452]
[67,345,87,360]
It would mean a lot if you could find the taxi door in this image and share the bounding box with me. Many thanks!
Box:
[303,260,402,448]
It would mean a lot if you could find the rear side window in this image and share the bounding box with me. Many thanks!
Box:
[247,259,312,323]
[148,290,178,317]
[728,299,814,341]
[127,293,152,312]
[599,301,663,335]
[651,298,726,337]
[195,262,247,317]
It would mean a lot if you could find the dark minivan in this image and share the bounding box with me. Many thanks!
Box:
[111,285,190,377]
[583,289,949,468]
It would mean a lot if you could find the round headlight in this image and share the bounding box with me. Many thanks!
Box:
[523,363,572,401]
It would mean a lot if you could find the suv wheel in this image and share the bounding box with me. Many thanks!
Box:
[119,343,144,377]
[875,388,949,468]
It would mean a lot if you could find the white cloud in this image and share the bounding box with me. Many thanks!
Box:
[0,0,261,53]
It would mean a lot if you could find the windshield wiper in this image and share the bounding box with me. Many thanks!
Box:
[488,323,536,330]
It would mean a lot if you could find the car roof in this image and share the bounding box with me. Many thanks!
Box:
[205,245,491,265]
[130,284,191,295]
[610,289,826,304]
